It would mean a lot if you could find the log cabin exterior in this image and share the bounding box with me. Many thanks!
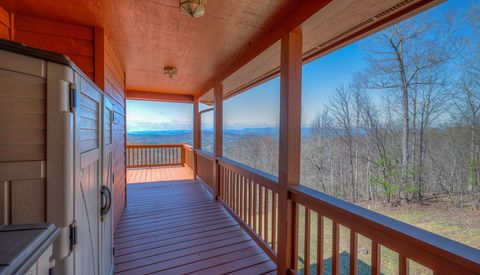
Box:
[0,0,479,274]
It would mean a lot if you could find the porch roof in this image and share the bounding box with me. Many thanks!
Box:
[1,0,440,103]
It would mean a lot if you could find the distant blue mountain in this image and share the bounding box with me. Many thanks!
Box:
[128,130,192,136]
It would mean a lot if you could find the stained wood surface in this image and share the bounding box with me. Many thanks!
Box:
[126,166,193,184]
[13,14,95,79]
[114,179,276,274]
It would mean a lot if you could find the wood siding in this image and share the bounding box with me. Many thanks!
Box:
[13,14,95,80]
[105,37,126,231]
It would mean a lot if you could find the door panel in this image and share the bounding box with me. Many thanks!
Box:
[101,97,114,274]
[74,77,102,275]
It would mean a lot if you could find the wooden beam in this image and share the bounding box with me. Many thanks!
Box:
[277,28,302,274]
[94,27,105,90]
[213,83,223,200]
[195,0,331,98]
[126,90,194,103]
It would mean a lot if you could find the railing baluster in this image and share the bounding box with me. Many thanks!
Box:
[332,221,340,275]
[304,208,311,275]
[253,182,257,233]
[317,214,324,275]
[236,173,240,213]
[399,255,408,275]
[350,230,358,275]
[243,176,247,221]
[264,187,269,244]
[259,185,263,238]
[249,179,253,227]
[292,202,299,271]
[229,170,233,207]
[272,192,277,252]
[372,241,380,275]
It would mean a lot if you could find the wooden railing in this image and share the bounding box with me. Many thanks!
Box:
[194,149,215,192]
[183,144,194,170]
[289,185,480,275]
[203,154,480,275]
[126,144,190,168]
[218,157,280,262]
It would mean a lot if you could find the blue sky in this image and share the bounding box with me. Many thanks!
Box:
[127,0,471,133]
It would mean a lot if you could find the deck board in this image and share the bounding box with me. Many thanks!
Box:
[115,176,276,274]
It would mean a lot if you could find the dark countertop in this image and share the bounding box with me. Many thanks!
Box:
[0,223,59,275]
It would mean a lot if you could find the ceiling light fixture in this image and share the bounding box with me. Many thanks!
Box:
[179,0,207,18]
[164,66,178,79]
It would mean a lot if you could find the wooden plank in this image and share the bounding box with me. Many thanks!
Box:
[14,14,93,40]
[14,30,94,56]
[277,28,303,273]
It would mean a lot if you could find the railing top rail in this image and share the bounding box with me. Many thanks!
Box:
[127,144,183,148]
[217,157,279,192]
[194,148,215,161]
[182,144,193,150]
[289,184,480,274]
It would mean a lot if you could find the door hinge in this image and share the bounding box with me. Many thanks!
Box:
[112,246,116,256]
[69,221,78,251]
[69,83,78,113]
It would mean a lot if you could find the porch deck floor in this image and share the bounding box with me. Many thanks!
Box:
[114,178,277,274]
[127,166,194,184]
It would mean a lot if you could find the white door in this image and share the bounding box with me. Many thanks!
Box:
[100,96,114,274]
[74,76,102,275]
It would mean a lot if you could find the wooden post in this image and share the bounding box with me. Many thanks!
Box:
[213,83,223,200]
[277,28,302,274]
[181,144,186,166]
[193,99,200,176]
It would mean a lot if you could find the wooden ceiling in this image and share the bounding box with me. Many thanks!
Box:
[0,0,295,95]
[1,0,440,101]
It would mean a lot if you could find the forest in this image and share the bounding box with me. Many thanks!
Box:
[224,3,480,211]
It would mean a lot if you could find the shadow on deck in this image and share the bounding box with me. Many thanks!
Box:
[115,173,277,274]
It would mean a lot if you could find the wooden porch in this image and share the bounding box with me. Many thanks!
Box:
[114,179,276,274]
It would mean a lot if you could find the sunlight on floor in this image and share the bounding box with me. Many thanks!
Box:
[127,166,194,184]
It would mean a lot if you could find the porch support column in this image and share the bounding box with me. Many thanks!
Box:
[213,83,223,200]
[277,28,302,274]
[193,98,200,177]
